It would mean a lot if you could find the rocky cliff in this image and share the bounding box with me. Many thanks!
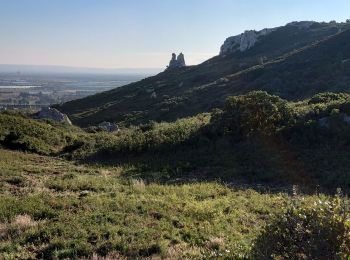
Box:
[220,28,277,55]
[219,21,322,55]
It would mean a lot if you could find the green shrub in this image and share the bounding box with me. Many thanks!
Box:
[308,92,350,105]
[0,113,79,155]
[222,91,292,138]
[251,194,350,259]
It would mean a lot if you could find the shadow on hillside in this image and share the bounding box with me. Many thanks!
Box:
[78,135,350,196]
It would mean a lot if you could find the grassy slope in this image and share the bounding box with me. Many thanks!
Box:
[1,93,350,258]
[0,149,289,259]
[57,22,349,126]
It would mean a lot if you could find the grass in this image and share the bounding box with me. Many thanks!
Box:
[2,92,350,257]
[2,148,347,258]
[0,148,296,259]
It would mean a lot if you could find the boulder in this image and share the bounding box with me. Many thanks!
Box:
[340,112,350,126]
[36,107,72,125]
[98,121,119,132]
[318,113,350,128]
[318,117,330,128]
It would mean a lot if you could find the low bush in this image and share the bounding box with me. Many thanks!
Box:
[0,113,78,155]
[252,194,350,259]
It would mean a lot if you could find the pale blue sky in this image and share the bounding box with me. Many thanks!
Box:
[0,0,349,68]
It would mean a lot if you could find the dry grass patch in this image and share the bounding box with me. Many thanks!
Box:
[131,179,146,192]
[12,214,37,228]
[90,252,127,260]
[0,214,39,240]
[165,243,202,259]
[206,237,226,251]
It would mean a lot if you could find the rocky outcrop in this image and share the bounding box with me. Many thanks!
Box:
[36,107,72,125]
[167,53,186,69]
[220,21,320,55]
[318,112,350,128]
[98,121,119,132]
[220,28,276,55]
[341,113,350,126]
[177,53,186,67]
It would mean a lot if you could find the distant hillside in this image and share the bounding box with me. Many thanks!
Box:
[57,21,350,126]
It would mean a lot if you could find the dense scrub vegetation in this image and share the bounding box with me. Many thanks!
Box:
[2,91,350,191]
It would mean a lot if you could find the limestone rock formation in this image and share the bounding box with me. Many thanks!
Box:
[220,21,319,55]
[177,53,186,67]
[220,28,276,55]
[167,53,186,69]
[36,107,72,125]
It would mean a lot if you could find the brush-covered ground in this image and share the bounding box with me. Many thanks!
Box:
[0,149,285,259]
[2,149,348,259]
[1,91,350,259]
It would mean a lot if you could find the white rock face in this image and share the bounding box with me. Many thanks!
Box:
[37,107,72,125]
[220,28,276,55]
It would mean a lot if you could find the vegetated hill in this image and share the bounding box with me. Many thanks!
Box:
[2,93,350,258]
[57,21,350,126]
[4,91,350,192]
[186,27,350,109]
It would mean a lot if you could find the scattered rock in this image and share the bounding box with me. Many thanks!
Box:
[36,107,72,125]
[150,92,157,99]
[318,117,330,128]
[98,122,119,132]
[340,112,350,126]
[318,112,350,128]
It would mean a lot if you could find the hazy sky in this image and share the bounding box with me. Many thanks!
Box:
[0,0,349,69]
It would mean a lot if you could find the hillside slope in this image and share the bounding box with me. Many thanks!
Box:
[57,21,350,126]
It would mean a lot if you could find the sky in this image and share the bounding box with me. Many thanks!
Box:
[0,0,349,69]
